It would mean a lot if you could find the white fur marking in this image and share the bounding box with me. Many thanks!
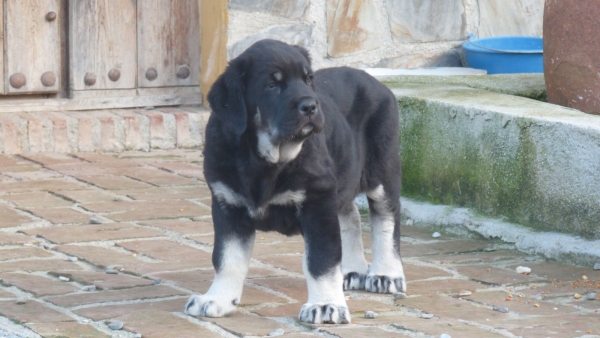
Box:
[303,251,346,305]
[339,203,369,276]
[254,108,262,127]
[210,181,305,219]
[185,234,255,317]
[367,184,386,202]
[278,141,304,163]
[211,182,246,207]
[257,131,280,163]
[367,185,406,292]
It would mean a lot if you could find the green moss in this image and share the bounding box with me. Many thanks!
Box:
[398,97,600,239]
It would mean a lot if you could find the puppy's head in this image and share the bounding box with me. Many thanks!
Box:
[208,39,324,164]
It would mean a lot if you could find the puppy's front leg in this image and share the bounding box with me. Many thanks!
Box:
[298,196,351,324]
[185,205,255,317]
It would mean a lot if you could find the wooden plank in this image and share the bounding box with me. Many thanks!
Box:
[0,1,4,94]
[4,0,61,94]
[0,87,202,113]
[200,0,228,106]
[69,0,137,91]
[137,0,200,88]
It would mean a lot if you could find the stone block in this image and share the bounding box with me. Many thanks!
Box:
[228,24,313,60]
[45,112,78,153]
[117,310,220,338]
[230,0,309,19]
[0,300,74,323]
[327,0,382,57]
[376,48,463,69]
[73,298,183,321]
[386,0,466,43]
[0,273,78,296]
[45,285,185,308]
[0,115,29,154]
[27,323,109,338]
[66,112,100,152]
[22,223,164,244]
[477,0,544,37]
[17,113,53,153]
[112,109,151,151]
[137,110,177,149]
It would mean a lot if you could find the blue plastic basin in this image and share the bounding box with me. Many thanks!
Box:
[462,36,543,74]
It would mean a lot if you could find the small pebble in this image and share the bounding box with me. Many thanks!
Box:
[432,232,441,238]
[16,177,23,181]
[588,292,596,300]
[134,334,142,338]
[105,268,119,274]
[365,311,378,319]
[68,256,78,262]
[493,306,509,313]
[524,256,536,262]
[268,328,284,337]
[440,334,452,338]
[458,290,472,297]
[82,285,96,292]
[594,263,600,270]
[108,321,124,330]
[393,292,407,300]
[15,297,27,305]
[406,219,414,226]
[89,217,102,224]
[483,247,496,252]
[152,279,162,285]
[58,276,70,282]
[574,293,582,299]
[516,266,531,274]
[421,313,434,319]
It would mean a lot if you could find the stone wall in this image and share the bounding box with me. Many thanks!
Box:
[226,0,545,70]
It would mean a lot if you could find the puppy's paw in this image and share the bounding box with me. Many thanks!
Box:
[299,303,351,324]
[365,275,406,294]
[343,272,366,291]
[184,294,237,317]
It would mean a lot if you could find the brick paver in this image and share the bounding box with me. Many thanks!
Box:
[1,150,599,337]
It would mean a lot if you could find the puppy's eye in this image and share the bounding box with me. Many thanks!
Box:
[268,81,277,89]
[306,75,313,84]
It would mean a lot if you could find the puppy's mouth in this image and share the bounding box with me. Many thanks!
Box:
[287,122,319,142]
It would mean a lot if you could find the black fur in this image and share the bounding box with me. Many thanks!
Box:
[204,39,401,286]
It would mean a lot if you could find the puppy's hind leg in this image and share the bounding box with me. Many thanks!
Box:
[365,184,406,294]
[185,206,255,317]
[339,202,369,290]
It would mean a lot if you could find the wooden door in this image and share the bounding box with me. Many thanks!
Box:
[69,0,137,91]
[4,0,61,94]
[137,0,200,88]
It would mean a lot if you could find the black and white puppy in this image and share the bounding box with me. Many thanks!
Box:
[185,39,405,324]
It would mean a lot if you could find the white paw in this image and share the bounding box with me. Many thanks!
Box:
[364,274,406,294]
[184,294,238,317]
[299,303,351,324]
[343,272,366,290]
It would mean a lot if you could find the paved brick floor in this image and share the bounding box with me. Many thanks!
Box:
[0,150,599,338]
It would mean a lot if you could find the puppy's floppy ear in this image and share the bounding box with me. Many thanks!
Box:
[207,58,248,135]
[294,45,312,65]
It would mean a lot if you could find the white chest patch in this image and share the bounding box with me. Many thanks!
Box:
[210,181,306,218]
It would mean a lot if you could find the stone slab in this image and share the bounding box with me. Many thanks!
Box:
[388,81,600,244]
[23,223,165,244]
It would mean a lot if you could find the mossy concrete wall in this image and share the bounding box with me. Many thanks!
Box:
[382,76,600,239]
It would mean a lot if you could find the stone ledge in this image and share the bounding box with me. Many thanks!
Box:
[0,106,209,154]
[385,78,600,239]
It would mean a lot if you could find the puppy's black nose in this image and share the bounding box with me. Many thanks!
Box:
[298,97,317,116]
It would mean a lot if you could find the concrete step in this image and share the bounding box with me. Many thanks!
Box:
[380,73,600,242]
[0,106,209,154]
